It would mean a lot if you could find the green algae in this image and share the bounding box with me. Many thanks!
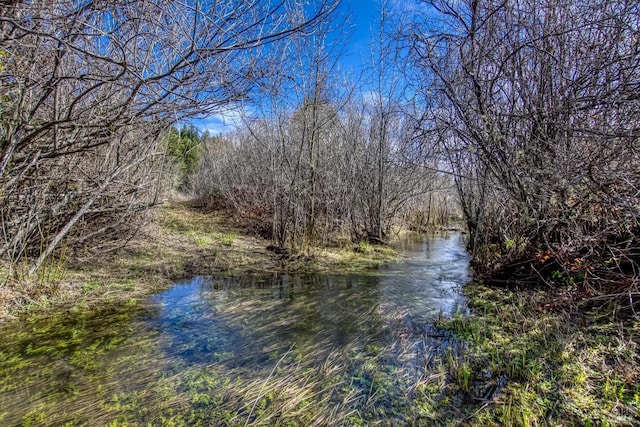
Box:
[0,233,479,425]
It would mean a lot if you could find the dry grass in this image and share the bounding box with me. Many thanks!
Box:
[0,199,399,321]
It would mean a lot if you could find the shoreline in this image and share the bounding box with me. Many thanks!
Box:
[0,201,637,424]
[0,200,399,322]
[433,283,640,425]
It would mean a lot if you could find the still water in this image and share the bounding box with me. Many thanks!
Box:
[0,232,469,426]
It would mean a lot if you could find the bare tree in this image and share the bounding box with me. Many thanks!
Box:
[191,2,447,249]
[203,9,348,251]
[343,0,448,242]
[408,0,640,292]
[0,0,338,275]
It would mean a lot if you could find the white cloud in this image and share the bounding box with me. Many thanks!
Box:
[362,90,391,108]
[390,0,428,13]
[191,105,247,135]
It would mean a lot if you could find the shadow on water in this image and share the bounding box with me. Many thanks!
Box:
[0,232,470,425]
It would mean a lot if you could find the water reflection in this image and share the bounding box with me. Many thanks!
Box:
[153,232,469,367]
[0,232,470,425]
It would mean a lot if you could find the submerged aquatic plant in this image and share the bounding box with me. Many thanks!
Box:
[0,233,481,425]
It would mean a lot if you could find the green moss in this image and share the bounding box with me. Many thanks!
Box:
[432,283,640,426]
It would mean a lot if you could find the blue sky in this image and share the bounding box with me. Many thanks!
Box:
[341,0,377,74]
[195,0,409,135]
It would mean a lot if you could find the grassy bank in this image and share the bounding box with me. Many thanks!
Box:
[2,201,637,425]
[431,283,640,426]
[0,200,397,321]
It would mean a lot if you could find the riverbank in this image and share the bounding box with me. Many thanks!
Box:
[432,283,640,426]
[1,201,637,425]
[0,200,397,321]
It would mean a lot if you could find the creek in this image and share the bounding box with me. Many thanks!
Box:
[0,232,470,425]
